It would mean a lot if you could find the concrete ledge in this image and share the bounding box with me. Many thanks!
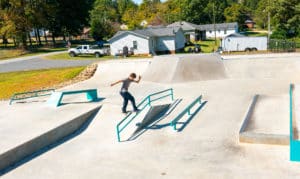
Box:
[239,94,289,145]
[239,94,258,134]
[240,132,289,145]
[0,106,101,172]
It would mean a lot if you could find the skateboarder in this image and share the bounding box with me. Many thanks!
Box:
[110,73,141,113]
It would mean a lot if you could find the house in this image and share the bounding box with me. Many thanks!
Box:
[168,21,238,41]
[79,27,91,40]
[167,21,204,41]
[245,20,255,29]
[199,22,238,39]
[109,27,186,56]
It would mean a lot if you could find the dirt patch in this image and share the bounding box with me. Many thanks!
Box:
[53,63,98,89]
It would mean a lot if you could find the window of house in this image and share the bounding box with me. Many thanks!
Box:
[133,41,137,49]
[224,29,227,34]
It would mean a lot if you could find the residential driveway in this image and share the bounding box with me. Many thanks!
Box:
[0,51,99,73]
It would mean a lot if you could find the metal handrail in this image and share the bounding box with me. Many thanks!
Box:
[9,89,55,105]
[170,96,202,131]
[116,88,173,142]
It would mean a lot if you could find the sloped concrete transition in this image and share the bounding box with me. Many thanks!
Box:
[1,53,300,178]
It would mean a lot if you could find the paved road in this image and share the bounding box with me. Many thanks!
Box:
[0,51,99,73]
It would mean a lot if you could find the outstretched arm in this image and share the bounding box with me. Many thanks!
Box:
[110,80,123,86]
[134,75,142,83]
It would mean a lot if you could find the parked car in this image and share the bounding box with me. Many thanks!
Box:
[68,45,110,57]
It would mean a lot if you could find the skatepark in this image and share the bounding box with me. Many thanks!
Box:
[1,52,300,178]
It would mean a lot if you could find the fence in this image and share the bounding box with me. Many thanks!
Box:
[10,89,55,105]
[269,39,296,52]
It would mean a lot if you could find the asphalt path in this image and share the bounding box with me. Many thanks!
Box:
[0,51,99,73]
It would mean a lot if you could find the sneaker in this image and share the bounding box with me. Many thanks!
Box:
[133,108,140,113]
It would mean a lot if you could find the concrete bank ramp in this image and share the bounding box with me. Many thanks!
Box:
[95,60,151,85]
[143,54,227,83]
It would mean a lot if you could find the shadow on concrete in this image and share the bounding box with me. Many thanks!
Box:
[176,101,207,132]
[60,97,105,106]
[127,99,182,141]
[15,100,47,104]
[0,106,101,176]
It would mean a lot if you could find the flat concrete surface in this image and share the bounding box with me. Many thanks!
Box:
[2,53,300,178]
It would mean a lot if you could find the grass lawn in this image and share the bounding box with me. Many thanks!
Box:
[43,52,107,60]
[184,39,221,53]
[0,67,85,100]
[44,52,152,60]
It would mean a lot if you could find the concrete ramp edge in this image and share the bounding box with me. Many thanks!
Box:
[0,105,101,173]
[239,95,289,145]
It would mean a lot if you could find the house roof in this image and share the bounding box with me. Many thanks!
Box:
[109,27,181,42]
[167,21,199,31]
[224,33,245,38]
[197,22,238,31]
[167,21,238,31]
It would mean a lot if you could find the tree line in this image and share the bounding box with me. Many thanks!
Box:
[0,0,299,49]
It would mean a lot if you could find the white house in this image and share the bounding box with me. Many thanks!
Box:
[168,21,238,41]
[199,22,238,39]
[167,21,204,41]
[109,27,186,56]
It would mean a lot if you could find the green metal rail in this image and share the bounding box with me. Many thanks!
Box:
[116,88,174,142]
[9,89,55,105]
[170,96,202,131]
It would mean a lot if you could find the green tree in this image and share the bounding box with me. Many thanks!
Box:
[56,0,93,39]
[122,6,142,29]
[90,0,119,40]
[254,0,269,29]
[158,0,181,24]
[181,0,209,24]
[271,0,300,38]
[242,0,260,11]
[224,3,251,30]
[0,0,32,49]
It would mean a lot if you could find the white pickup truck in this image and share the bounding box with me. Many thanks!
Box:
[68,45,110,57]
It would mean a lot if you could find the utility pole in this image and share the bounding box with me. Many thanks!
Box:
[213,2,217,50]
[268,0,271,41]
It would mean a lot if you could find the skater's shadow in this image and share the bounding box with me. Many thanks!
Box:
[176,101,207,132]
[127,99,182,141]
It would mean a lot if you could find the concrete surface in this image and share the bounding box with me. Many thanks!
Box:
[1,53,300,178]
[0,58,97,73]
[246,95,289,135]
[239,95,290,145]
[0,101,101,155]
[0,105,100,172]
[143,53,227,83]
